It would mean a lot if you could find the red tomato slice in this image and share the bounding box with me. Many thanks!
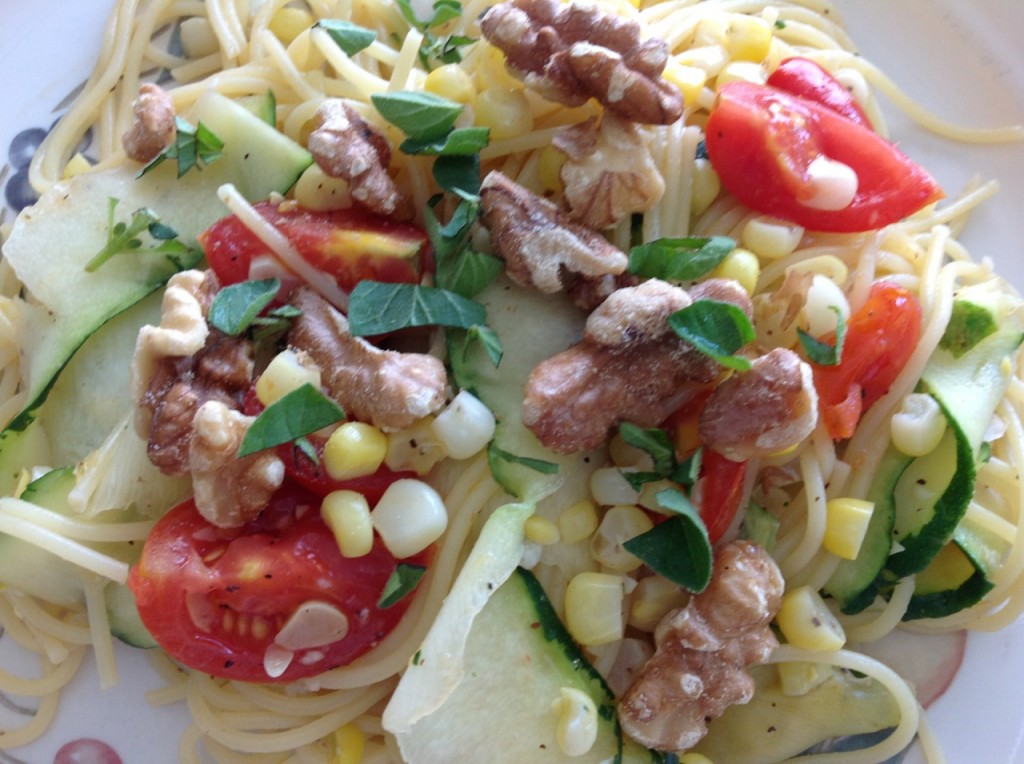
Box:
[705,81,943,232]
[128,484,428,683]
[767,57,871,127]
[692,450,748,544]
[199,202,428,291]
[811,281,922,440]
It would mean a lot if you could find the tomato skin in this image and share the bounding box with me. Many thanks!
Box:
[199,202,428,291]
[811,281,922,440]
[705,81,943,232]
[766,57,870,127]
[692,450,748,544]
[128,485,427,683]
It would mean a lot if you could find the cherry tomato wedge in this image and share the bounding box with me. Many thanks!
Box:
[766,57,871,127]
[128,484,428,683]
[811,281,922,440]
[705,81,943,232]
[199,201,428,291]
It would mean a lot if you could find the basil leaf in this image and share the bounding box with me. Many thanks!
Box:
[622,488,712,592]
[401,126,489,156]
[140,117,224,178]
[208,278,280,336]
[488,443,559,475]
[671,448,702,488]
[396,0,462,28]
[378,563,427,608]
[293,436,320,466]
[797,307,848,366]
[315,19,376,55]
[617,423,676,475]
[437,248,502,299]
[668,299,755,371]
[371,91,462,142]
[628,236,735,282]
[238,384,345,457]
[433,154,481,200]
[465,324,503,367]
[347,281,486,335]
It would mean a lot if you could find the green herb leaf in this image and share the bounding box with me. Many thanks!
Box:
[465,324,503,367]
[140,117,224,178]
[239,384,345,457]
[208,278,280,336]
[432,154,481,200]
[315,19,376,55]
[86,198,201,272]
[347,281,486,336]
[378,563,428,608]
[436,247,502,299]
[293,436,320,466]
[628,236,735,282]
[396,0,462,28]
[618,423,676,475]
[797,307,847,366]
[487,443,560,475]
[371,91,463,142]
[401,126,490,156]
[668,299,755,371]
[623,488,712,592]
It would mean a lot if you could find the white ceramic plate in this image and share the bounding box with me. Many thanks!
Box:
[1,2,1023,762]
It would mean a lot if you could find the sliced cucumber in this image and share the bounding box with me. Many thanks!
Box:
[105,580,157,648]
[237,89,278,127]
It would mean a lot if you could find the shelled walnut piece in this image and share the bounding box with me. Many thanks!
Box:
[619,540,784,752]
[479,0,684,125]
[122,82,176,163]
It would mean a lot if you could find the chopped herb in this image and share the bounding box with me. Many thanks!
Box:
[251,303,302,344]
[85,198,201,272]
[315,19,376,56]
[617,422,676,475]
[412,649,423,666]
[463,324,504,367]
[797,307,847,366]
[347,281,487,336]
[628,236,735,282]
[488,443,560,475]
[238,383,345,457]
[208,278,279,336]
[378,563,428,608]
[371,91,463,142]
[668,299,755,371]
[695,140,709,161]
[774,19,787,29]
[401,126,490,157]
[395,0,475,68]
[623,488,713,592]
[139,116,224,178]
[433,154,482,200]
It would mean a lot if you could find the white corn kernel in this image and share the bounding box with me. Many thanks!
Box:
[559,500,599,544]
[823,498,874,561]
[801,155,859,211]
[691,158,721,217]
[474,87,532,141]
[629,576,688,632]
[179,17,219,58]
[552,687,599,757]
[424,63,476,103]
[891,393,947,457]
[590,505,654,573]
[525,515,561,546]
[802,274,850,337]
[385,416,446,475]
[372,479,448,558]
[324,422,388,481]
[590,467,640,507]
[742,216,804,260]
[712,247,760,295]
[564,572,625,646]
[255,349,322,407]
[431,390,496,459]
[776,585,846,652]
[321,490,374,558]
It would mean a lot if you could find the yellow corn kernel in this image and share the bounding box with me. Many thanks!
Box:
[324,422,388,481]
[424,63,476,103]
[476,44,522,92]
[777,660,833,697]
[62,152,92,179]
[559,500,599,544]
[321,490,373,558]
[823,498,874,560]
[564,572,625,646]
[741,215,804,259]
[552,687,599,757]
[629,575,688,632]
[711,247,760,295]
[384,416,446,475]
[525,515,561,546]
[776,585,846,652]
[537,145,567,196]
[474,87,533,141]
[662,60,707,106]
[330,723,366,764]
[255,349,322,406]
[726,15,773,62]
[269,7,313,45]
[691,157,721,217]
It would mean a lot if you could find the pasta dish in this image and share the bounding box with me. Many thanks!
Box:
[0,0,1022,762]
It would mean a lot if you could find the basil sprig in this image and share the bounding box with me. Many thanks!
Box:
[372,91,463,143]
[315,19,375,55]
[140,116,224,178]
[347,281,486,336]
[797,307,848,366]
[238,384,345,457]
[378,563,428,608]
[394,0,475,69]
[628,236,735,282]
[616,422,700,491]
[623,488,713,593]
[669,299,755,371]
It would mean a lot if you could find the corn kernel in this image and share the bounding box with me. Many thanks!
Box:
[711,248,760,295]
[322,490,373,558]
[255,349,322,406]
[269,7,313,45]
[372,479,448,558]
[663,60,707,106]
[802,274,850,337]
[629,576,688,631]
[324,422,388,481]
[525,515,561,546]
[430,390,496,460]
[385,417,446,475]
[608,434,654,470]
[474,87,533,141]
[425,63,476,103]
[552,687,599,757]
[823,498,874,560]
[777,660,833,697]
[559,500,599,544]
[742,216,804,259]
[716,60,766,87]
[691,158,721,217]
[590,505,653,573]
[677,45,728,76]
[476,44,522,92]
[590,466,640,507]
[776,585,846,652]
[891,393,947,457]
[564,572,625,646]
[330,723,366,764]
[62,152,92,179]
[726,15,773,62]
[537,145,567,195]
